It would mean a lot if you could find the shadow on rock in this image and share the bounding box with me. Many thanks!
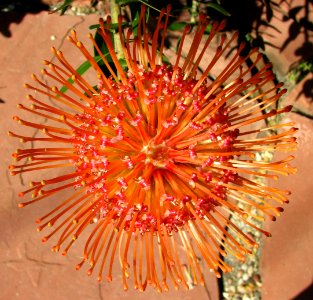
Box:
[0,0,49,38]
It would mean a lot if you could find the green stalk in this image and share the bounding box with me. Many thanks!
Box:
[110,0,124,61]
[190,0,199,24]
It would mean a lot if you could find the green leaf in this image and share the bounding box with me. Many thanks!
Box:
[116,0,139,5]
[117,0,162,13]
[168,22,187,31]
[60,56,103,94]
[89,22,129,31]
[175,36,182,53]
[89,24,100,30]
[119,58,128,71]
[132,10,140,37]
[93,29,111,57]
[206,3,231,17]
[204,24,212,34]
[50,0,73,15]
[161,54,170,65]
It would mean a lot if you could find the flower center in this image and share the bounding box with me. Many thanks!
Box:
[143,141,170,168]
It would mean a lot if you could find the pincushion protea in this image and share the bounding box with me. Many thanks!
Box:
[9,5,296,292]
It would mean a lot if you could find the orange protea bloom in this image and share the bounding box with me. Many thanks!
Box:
[9,5,296,292]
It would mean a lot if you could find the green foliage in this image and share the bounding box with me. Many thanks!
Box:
[131,10,140,36]
[202,2,230,17]
[288,59,313,84]
[60,56,103,94]
[89,22,129,31]
[168,22,187,31]
[50,0,73,15]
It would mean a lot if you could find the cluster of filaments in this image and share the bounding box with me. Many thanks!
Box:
[9,6,297,292]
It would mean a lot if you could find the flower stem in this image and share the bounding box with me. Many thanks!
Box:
[190,0,199,24]
[110,0,124,61]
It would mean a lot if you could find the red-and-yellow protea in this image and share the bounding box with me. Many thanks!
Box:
[9,5,296,292]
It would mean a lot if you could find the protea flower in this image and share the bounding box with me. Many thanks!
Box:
[9,5,296,292]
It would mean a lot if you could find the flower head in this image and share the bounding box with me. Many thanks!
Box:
[9,5,296,292]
